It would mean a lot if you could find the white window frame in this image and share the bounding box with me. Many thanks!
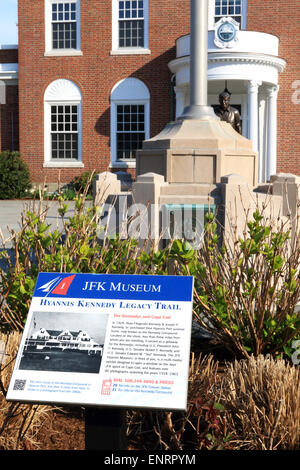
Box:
[45,0,82,56]
[44,79,83,168]
[208,0,247,30]
[110,78,150,168]
[111,0,150,55]
[0,80,5,105]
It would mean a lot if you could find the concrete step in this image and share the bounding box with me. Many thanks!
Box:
[159,195,218,206]
[160,183,219,197]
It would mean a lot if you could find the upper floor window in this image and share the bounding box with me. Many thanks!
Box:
[111,0,150,55]
[209,0,247,30]
[215,0,242,25]
[52,2,77,49]
[45,0,82,55]
[119,1,144,48]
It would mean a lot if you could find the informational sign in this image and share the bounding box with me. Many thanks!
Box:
[7,273,194,410]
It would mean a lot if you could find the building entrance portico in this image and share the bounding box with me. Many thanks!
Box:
[168,28,286,182]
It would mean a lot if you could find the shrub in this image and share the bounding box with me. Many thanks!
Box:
[128,354,300,451]
[70,171,96,195]
[174,209,300,360]
[0,190,169,329]
[0,331,52,449]
[219,355,300,450]
[1,189,299,358]
[55,187,77,201]
[127,354,230,450]
[0,151,31,199]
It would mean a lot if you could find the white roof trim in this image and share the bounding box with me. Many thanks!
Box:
[0,63,18,80]
[0,45,18,50]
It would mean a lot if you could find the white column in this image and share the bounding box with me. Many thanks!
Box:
[258,93,266,183]
[248,80,261,152]
[174,86,186,119]
[180,0,218,120]
[241,95,248,138]
[190,0,208,107]
[266,85,279,181]
[0,80,6,105]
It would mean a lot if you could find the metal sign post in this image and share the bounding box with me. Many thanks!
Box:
[85,407,127,450]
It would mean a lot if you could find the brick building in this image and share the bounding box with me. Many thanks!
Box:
[0,0,299,185]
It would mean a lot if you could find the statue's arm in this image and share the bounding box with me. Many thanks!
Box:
[234,110,242,134]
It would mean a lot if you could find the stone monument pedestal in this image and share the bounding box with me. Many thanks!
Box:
[136,118,258,188]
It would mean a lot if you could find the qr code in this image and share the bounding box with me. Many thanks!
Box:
[13,379,27,391]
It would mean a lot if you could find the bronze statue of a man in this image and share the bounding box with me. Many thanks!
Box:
[215,90,242,134]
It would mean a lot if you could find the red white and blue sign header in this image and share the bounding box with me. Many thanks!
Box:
[34,272,194,302]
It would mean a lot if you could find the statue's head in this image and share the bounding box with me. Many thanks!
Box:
[219,89,231,110]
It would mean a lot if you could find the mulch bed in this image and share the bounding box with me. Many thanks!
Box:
[33,337,232,450]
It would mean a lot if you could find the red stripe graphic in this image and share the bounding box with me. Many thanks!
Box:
[51,275,76,295]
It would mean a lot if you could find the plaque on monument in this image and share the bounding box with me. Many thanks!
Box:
[7,273,194,411]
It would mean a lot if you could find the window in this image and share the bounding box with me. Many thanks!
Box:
[116,104,145,159]
[51,2,77,49]
[119,1,144,48]
[50,104,78,159]
[111,0,150,54]
[209,0,247,29]
[44,79,83,167]
[110,78,150,167]
[215,0,242,25]
[45,0,81,55]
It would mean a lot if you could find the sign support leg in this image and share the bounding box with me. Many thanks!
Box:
[85,407,127,450]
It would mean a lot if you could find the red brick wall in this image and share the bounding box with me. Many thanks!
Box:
[247,0,300,176]
[0,49,18,64]
[18,0,191,184]
[0,48,19,152]
[18,0,300,184]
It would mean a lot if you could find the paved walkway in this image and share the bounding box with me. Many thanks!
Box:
[0,199,77,246]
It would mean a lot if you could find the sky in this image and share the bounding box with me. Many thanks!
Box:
[28,311,109,344]
[0,0,18,46]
